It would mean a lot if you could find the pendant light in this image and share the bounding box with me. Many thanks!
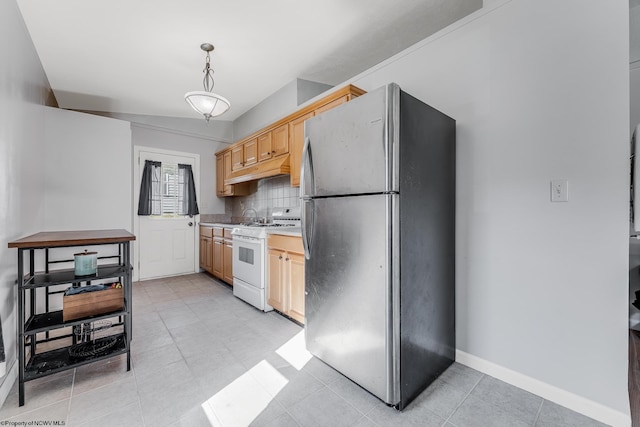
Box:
[184,43,231,122]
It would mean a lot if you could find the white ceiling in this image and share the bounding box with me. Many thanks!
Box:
[16,0,482,122]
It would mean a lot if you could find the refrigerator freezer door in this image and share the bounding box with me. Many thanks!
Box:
[303,85,394,198]
[304,194,397,404]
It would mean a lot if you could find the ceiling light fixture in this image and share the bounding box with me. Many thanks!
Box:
[184,43,230,122]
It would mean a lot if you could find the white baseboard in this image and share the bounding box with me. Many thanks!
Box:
[0,360,17,409]
[455,350,630,427]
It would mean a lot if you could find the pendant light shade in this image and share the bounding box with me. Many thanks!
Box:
[184,91,230,121]
[185,43,230,122]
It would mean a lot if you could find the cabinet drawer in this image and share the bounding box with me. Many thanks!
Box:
[200,226,213,238]
[224,228,233,239]
[213,227,224,238]
[267,235,303,253]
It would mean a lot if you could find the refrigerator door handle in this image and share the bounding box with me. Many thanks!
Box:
[300,136,313,198]
[301,199,313,260]
[301,136,314,259]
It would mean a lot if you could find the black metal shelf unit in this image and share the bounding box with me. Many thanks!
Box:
[23,264,129,289]
[8,229,135,406]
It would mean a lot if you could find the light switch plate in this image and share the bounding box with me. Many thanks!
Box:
[551,179,568,202]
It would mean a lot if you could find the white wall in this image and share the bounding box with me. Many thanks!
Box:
[75,112,231,216]
[631,66,640,134]
[0,0,631,422]
[631,2,640,134]
[632,3,640,66]
[43,107,132,231]
[130,124,228,215]
[346,0,629,423]
[0,0,54,405]
[233,79,332,140]
[86,112,234,144]
[0,0,135,406]
[233,80,298,140]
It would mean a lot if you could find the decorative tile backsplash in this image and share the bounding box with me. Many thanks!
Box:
[229,175,300,220]
[199,213,231,223]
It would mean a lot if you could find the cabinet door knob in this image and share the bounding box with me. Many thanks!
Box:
[279,255,283,260]
[285,257,289,261]
[271,150,276,154]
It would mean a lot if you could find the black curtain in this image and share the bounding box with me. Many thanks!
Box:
[178,163,199,216]
[137,160,161,215]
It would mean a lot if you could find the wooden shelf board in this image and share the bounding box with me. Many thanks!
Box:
[8,229,135,249]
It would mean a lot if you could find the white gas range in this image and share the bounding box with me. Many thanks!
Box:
[231,208,301,311]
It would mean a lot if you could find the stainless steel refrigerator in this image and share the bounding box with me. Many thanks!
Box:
[301,83,456,410]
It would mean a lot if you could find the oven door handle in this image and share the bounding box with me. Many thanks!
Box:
[232,235,260,244]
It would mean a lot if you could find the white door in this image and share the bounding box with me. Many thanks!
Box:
[134,148,200,280]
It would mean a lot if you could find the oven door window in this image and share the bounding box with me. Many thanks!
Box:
[239,246,254,265]
[233,238,263,287]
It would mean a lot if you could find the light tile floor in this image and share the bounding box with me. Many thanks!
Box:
[0,273,609,426]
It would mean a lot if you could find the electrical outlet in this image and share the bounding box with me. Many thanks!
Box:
[550,179,568,202]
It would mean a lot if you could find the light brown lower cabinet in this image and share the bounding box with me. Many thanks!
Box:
[267,235,305,323]
[223,228,234,284]
[199,226,214,274]
[287,252,305,323]
[199,235,213,273]
[212,237,224,278]
[267,248,285,311]
[200,225,233,285]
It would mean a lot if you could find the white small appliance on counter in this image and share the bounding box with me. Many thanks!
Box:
[231,207,301,311]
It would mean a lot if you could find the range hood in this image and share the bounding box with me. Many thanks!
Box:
[225,155,290,185]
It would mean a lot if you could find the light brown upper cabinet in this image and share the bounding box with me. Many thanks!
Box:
[243,138,258,167]
[216,84,366,193]
[271,123,289,157]
[215,154,225,196]
[258,123,288,162]
[289,94,357,187]
[314,95,349,116]
[216,150,250,197]
[289,112,314,187]
[223,151,233,194]
[231,145,244,171]
[257,132,273,162]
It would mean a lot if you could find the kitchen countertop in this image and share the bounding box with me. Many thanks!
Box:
[199,222,240,228]
[200,222,302,237]
[267,227,302,237]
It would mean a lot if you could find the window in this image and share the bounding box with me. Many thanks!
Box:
[161,163,181,216]
[138,161,199,217]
